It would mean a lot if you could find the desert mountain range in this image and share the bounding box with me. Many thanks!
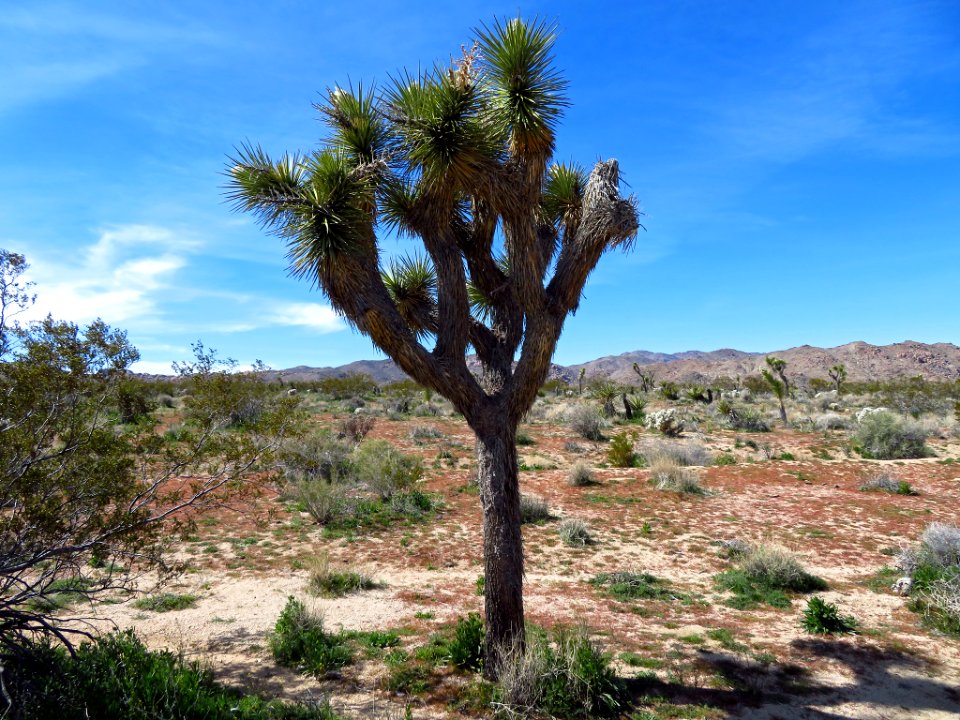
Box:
[264,341,960,385]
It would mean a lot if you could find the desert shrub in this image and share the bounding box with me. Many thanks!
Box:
[115,377,157,424]
[568,405,605,441]
[497,626,622,719]
[3,630,337,720]
[293,480,347,525]
[156,393,177,409]
[714,452,736,466]
[410,425,444,440]
[270,597,352,675]
[520,494,551,524]
[516,428,536,446]
[854,411,930,459]
[316,373,377,400]
[815,413,848,431]
[859,472,915,495]
[646,408,684,437]
[606,432,637,468]
[896,523,960,636]
[649,457,705,495]
[801,596,858,635]
[723,405,770,432]
[558,519,593,547]
[639,438,712,467]
[658,381,680,401]
[717,545,826,609]
[353,440,424,500]
[306,554,377,597]
[447,613,485,672]
[338,414,374,441]
[132,593,198,613]
[590,572,679,602]
[281,432,353,484]
[567,462,594,486]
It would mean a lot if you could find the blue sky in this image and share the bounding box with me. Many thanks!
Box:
[2,1,958,373]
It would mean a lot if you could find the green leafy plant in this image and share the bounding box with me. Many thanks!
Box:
[606,431,637,468]
[716,545,827,609]
[270,597,352,675]
[448,613,485,672]
[854,411,930,459]
[4,630,340,720]
[132,593,198,613]
[801,596,857,634]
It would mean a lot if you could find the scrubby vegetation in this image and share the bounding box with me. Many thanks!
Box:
[6,631,340,720]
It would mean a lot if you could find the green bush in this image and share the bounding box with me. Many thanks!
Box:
[306,555,377,597]
[854,411,930,459]
[801,596,857,634]
[606,432,637,468]
[132,593,198,613]
[448,613,485,672]
[899,523,960,637]
[859,472,916,495]
[497,626,622,719]
[354,440,424,500]
[590,572,682,602]
[716,545,827,609]
[4,630,340,719]
[269,597,352,676]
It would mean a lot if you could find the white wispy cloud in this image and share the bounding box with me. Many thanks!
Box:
[0,4,224,115]
[269,303,346,333]
[24,224,189,327]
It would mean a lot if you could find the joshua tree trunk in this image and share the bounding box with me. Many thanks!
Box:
[778,400,788,426]
[474,420,524,678]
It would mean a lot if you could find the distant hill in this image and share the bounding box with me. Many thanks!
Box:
[251,341,960,386]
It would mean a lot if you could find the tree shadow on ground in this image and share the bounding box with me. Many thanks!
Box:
[623,638,959,719]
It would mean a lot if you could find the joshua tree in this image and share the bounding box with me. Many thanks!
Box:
[578,367,586,395]
[227,18,640,676]
[761,356,790,425]
[632,362,654,392]
[828,363,847,396]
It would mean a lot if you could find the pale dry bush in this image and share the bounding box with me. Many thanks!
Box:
[567,461,594,486]
[519,493,551,523]
[650,456,704,494]
[740,545,810,588]
[814,413,848,431]
[920,523,960,567]
[567,405,606,441]
[558,518,592,546]
[639,438,712,466]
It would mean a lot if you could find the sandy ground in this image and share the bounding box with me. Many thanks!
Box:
[76,411,960,719]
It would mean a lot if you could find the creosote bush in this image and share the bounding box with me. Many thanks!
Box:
[354,439,424,500]
[854,410,930,459]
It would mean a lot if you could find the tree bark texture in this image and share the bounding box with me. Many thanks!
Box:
[475,422,524,679]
